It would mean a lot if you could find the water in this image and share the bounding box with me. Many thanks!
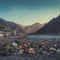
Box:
[27,35,60,39]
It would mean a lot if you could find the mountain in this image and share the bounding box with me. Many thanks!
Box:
[35,15,60,34]
[0,18,26,37]
[24,22,44,34]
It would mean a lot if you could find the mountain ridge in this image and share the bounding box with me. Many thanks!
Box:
[24,22,45,34]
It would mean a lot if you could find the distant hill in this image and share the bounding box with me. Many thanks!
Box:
[0,18,26,37]
[24,22,45,34]
[35,15,60,34]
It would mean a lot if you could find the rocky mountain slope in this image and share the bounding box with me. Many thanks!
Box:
[35,15,60,34]
[0,18,26,37]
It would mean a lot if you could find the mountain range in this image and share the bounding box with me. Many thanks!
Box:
[0,15,60,36]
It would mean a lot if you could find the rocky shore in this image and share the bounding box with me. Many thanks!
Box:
[0,37,60,60]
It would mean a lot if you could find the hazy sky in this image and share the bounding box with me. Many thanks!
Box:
[0,0,60,25]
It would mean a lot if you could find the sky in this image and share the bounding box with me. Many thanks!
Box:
[0,0,60,25]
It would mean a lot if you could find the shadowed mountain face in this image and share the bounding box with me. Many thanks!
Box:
[35,15,60,34]
[0,18,26,36]
[24,22,44,34]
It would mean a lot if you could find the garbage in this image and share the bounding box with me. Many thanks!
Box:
[12,40,19,47]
